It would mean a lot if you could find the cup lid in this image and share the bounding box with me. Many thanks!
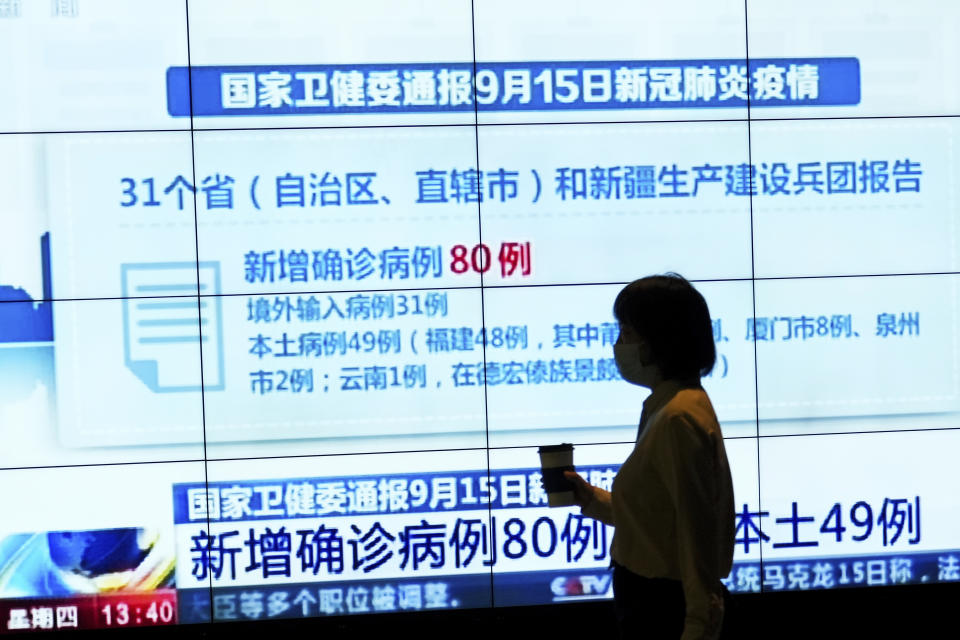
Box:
[538,443,574,454]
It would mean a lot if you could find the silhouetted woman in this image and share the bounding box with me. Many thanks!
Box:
[565,274,735,640]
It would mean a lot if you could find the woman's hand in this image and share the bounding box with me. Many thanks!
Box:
[563,470,596,508]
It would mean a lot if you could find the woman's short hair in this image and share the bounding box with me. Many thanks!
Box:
[612,273,716,379]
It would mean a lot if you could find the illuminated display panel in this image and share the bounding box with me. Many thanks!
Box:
[1,0,958,633]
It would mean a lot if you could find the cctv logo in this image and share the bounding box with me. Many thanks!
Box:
[550,574,613,599]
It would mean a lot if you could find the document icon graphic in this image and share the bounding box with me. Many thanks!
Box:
[121,262,224,392]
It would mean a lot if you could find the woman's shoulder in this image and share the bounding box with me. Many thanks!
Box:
[654,387,720,434]
[663,384,712,411]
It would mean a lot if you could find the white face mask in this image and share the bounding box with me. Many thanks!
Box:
[613,342,658,388]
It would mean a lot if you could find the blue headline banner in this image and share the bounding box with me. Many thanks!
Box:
[172,466,618,524]
[166,58,860,117]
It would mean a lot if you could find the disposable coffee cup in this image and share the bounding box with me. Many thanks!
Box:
[538,443,575,507]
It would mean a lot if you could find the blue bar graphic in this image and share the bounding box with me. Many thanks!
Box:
[166,58,860,117]
[172,465,617,524]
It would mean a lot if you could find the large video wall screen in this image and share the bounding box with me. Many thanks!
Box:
[1,0,959,632]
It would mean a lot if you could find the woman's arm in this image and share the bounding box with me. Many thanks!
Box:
[564,470,615,526]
